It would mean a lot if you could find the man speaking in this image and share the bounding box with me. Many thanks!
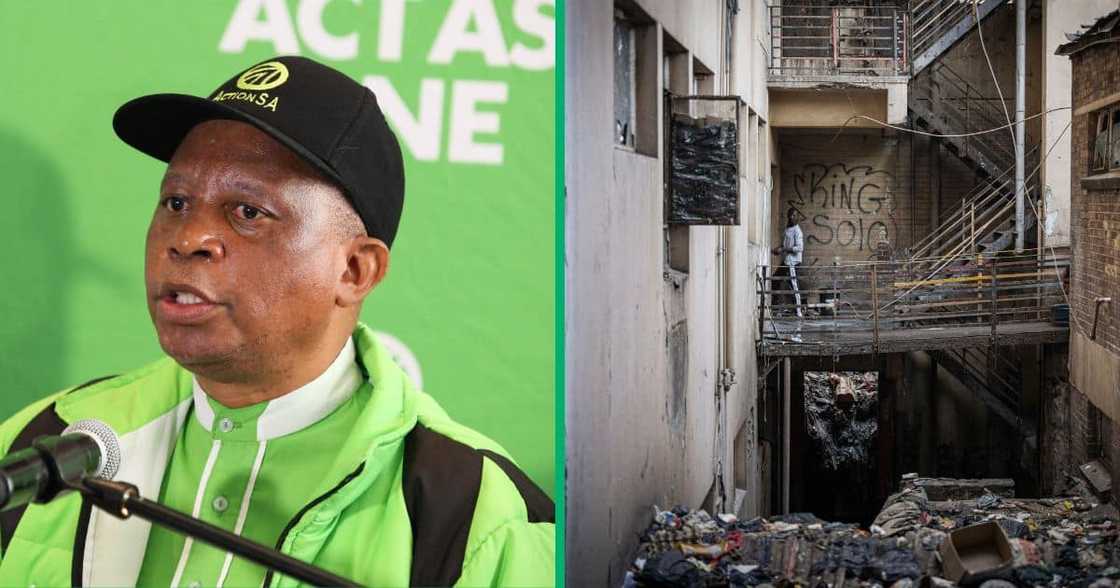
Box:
[0,56,553,587]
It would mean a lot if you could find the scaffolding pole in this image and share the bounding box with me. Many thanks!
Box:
[1014,0,1026,252]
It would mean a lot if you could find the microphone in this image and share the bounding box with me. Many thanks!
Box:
[0,419,121,511]
[0,418,359,585]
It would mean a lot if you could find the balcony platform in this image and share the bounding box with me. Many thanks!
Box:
[760,317,1068,357]
[768,73,909,89]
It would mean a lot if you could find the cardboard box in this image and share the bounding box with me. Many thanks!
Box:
[938,521,1013,583]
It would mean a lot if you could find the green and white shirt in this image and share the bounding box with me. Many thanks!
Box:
[137,339,363,587]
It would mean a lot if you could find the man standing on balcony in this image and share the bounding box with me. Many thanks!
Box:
[772,208,804,318]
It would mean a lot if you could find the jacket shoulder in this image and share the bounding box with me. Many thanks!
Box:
[0,371,127,456]
[1,356,185,451]
[52,357,186,435]
[401,419,553,587]
[0,393,65,457]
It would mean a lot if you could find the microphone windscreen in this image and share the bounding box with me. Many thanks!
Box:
[62,419,121,479]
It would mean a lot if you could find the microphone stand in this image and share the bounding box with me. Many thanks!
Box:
[77,478,360,587]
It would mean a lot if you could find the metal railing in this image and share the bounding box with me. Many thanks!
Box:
[757,249,1070,351]
[909,0,1007,74]
[769,4,908,76]
[911,62,1037,176]
[907,145,1041,265]
[909,0,973,63]
[944,345,1021,409]
[906,62,1042,267]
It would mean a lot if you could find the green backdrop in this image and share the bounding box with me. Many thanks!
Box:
[0,0,555,493]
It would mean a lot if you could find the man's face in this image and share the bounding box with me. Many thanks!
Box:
[146,119,351,381]
[787,210,797,226]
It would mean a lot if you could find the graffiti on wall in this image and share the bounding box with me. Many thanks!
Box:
[786,163,897,258]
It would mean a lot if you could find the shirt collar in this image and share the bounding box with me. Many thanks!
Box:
[192,337,362,441]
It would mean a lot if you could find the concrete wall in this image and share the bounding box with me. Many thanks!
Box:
[769,89,888,129]
[1041,0,1116,248]
[776,130,917,266]
[566,0,772,584]
[1041,342,1120,500]
[769,126,984,269]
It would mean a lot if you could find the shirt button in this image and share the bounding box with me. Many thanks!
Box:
[212,495,229,513]
[218,417,234,433]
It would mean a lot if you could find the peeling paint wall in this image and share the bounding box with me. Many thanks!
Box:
[566,0,772,585]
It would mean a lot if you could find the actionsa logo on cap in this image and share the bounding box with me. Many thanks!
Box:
[213,61,290,112]
[236,62,289,91]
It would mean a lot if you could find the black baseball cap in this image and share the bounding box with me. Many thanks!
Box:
[113,55,405,247]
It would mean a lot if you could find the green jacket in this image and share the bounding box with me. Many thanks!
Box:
[0,324,554,587]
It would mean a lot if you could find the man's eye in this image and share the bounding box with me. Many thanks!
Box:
[162,196,185,212]
[235,204,262,220]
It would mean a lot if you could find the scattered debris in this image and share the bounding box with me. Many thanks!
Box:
[626,479,1120,587]
[977,492,1002,510]
[913,477,1015,501]
[1082,461,1113,496]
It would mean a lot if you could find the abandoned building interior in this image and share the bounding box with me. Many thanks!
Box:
[566,0,1120,585]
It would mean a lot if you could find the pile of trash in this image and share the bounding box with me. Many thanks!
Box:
[914,490,1120,586]
[804,371,879,471]
[626,507,920,587]
[625,480,1120,587]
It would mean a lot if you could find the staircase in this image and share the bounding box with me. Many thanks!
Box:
[905,2,1047,432]
[907,0,1036,259]
[930,346,1021,425]
[911,62,1038,178]
[907,61,1040,266]
[906,149,1039,265]
[910,0,1009,75]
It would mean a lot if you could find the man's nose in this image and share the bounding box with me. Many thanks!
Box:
[168,214,226,261]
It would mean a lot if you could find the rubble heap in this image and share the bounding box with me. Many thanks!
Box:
[804,371,879,471]
[626,482,1120,587]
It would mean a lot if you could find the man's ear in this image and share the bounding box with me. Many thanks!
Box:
[337,236,389,307]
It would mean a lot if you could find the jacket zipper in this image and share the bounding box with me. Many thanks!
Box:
[262,462,366,587]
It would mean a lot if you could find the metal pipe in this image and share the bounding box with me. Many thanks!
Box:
[1014,0,1026,251]
[714,227,727,515]
[782,357,791,514]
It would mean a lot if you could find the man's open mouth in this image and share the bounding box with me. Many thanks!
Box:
[155,284,222,324]
[168,291,209,305]
[158,283,217,305]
